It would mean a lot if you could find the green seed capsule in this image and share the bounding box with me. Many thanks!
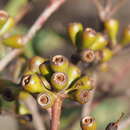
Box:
[39,61,52,78]
[70,76,93,90]
[39,76,51,90]
[50,55,69,72]
[101,48,113,62]
[67,63,81,86]
[90,33,108,51]
[37,91,56,109]
[0,17,15,36]
[68,22,83,45]
[104,19,119,46]
[18,102,30,115]
[121,25,130,46]
[81,28,96,49]
[28,56,46,73]
[81,116,96,130]
[51,72,68,91]
[3,35,24,48]
[74,89,91,104]
[80,49,95,63]
[21,74,46,93]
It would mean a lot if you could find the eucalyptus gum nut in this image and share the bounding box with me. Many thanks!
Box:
[0,17,15,36]
[39,61,52,77]
[3,35,24,48]
[80,49,95,63]
[68,22,83,45]
[18,91,31,100]
[51,72,68,91]
[37,91,56,109]
[99,63,109,72]
[81,28,96,49]
[29,56,46,73]
[101,48,113,62]
[90,33,108,51]
[104,19,119,44]
[70,76,93,90]
[21,74,46,93]
[50,55,69,72]
[81,116,96,130]
[75,89,91,104]
[18,102,30,115]
[39,76,51,90]
[23,69,34,75]
[121,25,130,46]
[67,63,81,86]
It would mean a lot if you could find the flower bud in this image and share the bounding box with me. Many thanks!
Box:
[21,74,46,93]
[81,28,96,49]
[28,56,46,73]
[68,22,83,45]
[80,49,95,63]
[67,63,81,86]
[37,91,56,109]
[3,35,24,48]
[70,76,93,90]
[0,16,14,36]
[50,55,69,72]
[121,25,130,46]
[51,72,68,91]
[81,116,96,130]
[90,33,108,51]
[104,19,119,46]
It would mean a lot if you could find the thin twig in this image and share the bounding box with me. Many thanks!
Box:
[118,117,130,130]
[0,49,22,71]
[23,0,65,44]
[0,0,66,72]
[51,97,63,130]
[23,94,46,130]
[14,3,32,24]
[108,0,127,18]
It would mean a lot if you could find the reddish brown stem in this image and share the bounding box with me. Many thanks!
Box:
[51,97,63,130]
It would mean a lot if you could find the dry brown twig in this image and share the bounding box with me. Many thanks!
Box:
[51,97,63,130]
[0,0,66,72]
[92,0,128,21]
[22,94,46,130]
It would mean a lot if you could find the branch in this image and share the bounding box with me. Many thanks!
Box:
[23,94,46,130]
[0,0,66,72]
[0,49,22,72]
[51,97,63,130]
[23,0,65,44]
